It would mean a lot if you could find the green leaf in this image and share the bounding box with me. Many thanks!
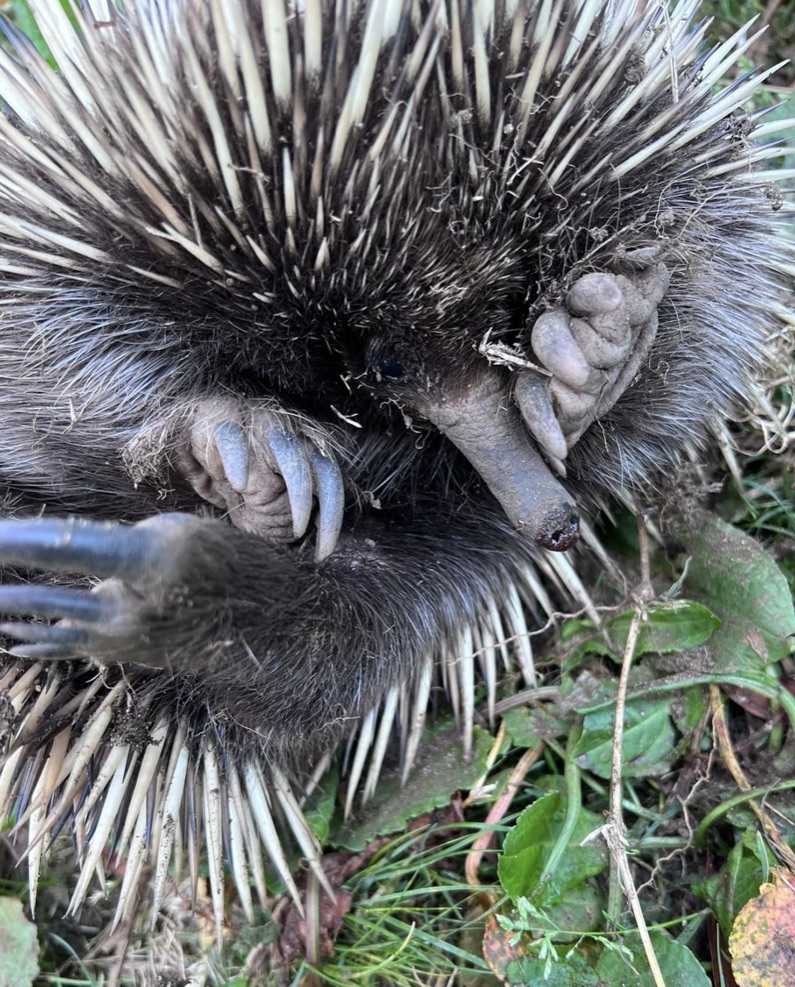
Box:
[569,601,720,664]
[302,761,339,844]
[670,686,709,738]
[333,724,492,851]
[695,842,766,936]
[498,791,607,906]
[528,884,606,939]
[684,516,795,673]
[572,697,676,779]
[501,707,545,748]
[596,932,710,986]
[0,898,39,987]
[484,912,601,986]
[503,951,601,986]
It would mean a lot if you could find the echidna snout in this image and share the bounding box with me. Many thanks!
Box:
[413,368,580,550]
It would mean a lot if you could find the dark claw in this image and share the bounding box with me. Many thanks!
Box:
[0,513,197,584]
[311,451,345,561]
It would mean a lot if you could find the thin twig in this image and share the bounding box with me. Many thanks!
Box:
[602,515,667,987]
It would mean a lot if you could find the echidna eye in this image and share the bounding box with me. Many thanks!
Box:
[373,355,406,381]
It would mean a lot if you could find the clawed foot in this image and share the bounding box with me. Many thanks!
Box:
[175,397,345,560]
[0,514,211,663]
[516,257,670,471]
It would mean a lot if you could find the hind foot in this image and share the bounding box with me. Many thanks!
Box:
[517,258,670,471]
[173,397,345,561]
[0,514,214,664]
[0,513,306,667]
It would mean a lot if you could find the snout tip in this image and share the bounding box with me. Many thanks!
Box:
[532,503,580,552]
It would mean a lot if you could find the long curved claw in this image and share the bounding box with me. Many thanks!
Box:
[513,372,568,471]
[264,427,314,539]
[311,451,345,562]
[1,618,98,660]
[212,420,250,492]
[0,514,214,667]
[0,515,188,583]
[0,584,112,622]
[0,621,89,645]
[8,643,86,661]
[179,398,347,557]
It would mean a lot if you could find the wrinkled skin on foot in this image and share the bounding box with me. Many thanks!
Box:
[515,258,670,473]
[173,397,345,561]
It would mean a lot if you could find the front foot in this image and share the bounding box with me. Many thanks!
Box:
[174,397,345,560]
[516,258,670,470]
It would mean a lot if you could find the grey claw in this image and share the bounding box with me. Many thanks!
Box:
[9,644,79,660]
[264,428,313,538]
[311,451,345,561]
[531,311,591,388]
[0,517,163,583]
[514,373,568,464]
[0,622,87,645]
[213,421,249,492]
[0,585,110,622]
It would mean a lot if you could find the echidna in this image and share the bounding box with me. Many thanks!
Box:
[0,0,790,943]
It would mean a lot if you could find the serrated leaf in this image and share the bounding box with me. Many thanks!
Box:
[684,516,795,673]
[572,697,676,779]
[333,724,492,851]
[498,791,607,906]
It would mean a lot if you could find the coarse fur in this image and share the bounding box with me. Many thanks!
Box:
[0,0,790,935]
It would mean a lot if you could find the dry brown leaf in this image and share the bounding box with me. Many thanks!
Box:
[729,868,795,987]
